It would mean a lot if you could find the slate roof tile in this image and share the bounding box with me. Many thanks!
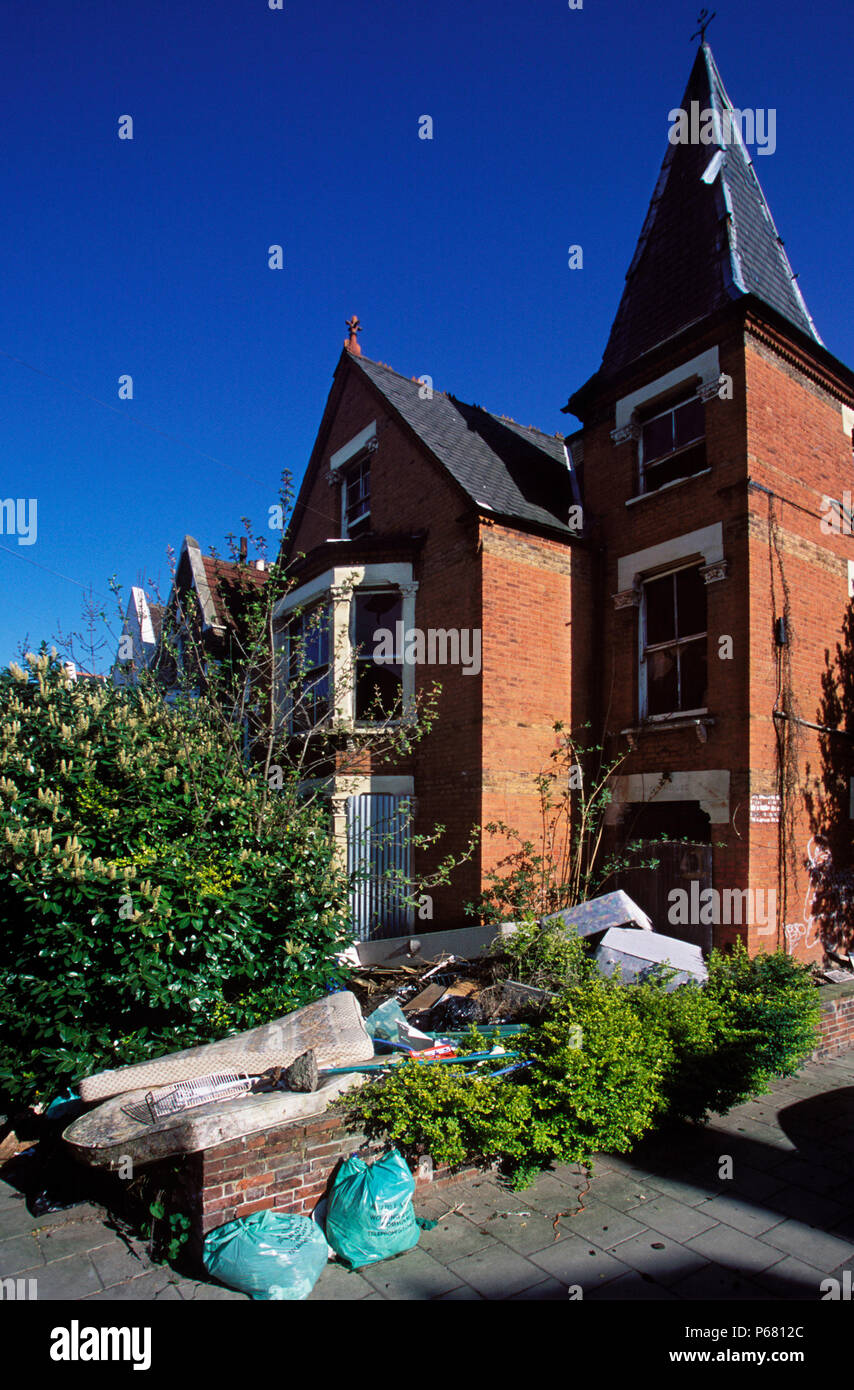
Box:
[594,43,820,385]
[352,355,577,535]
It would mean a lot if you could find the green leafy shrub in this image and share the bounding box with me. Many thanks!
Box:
[343,1060,537,1174]
[626,942,820,1123]
[0,652,352,1107]
[705,940,820,1090]
[521,983,671,1168]
[345,981,671,1185]
[627,982,747,1124]
[491,913,601,994]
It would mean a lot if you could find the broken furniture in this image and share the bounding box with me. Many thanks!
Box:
[77,991,374,1102]
[541,888,653,942]
[593,926,708,989]
[65,992,374,1169]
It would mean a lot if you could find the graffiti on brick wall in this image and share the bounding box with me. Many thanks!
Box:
[750,793,781,824]
[784,837,854,956]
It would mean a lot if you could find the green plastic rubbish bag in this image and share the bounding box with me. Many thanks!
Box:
[203,1209,329,1300]
[325,1149,420,1270]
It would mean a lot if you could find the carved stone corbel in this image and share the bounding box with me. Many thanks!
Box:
[613,587,640,609]
[610,419,641,446]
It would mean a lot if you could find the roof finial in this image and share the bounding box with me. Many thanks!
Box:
[691,7,716,43]
[344,315,362,356]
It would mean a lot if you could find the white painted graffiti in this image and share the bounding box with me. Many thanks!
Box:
[786,837,853,955]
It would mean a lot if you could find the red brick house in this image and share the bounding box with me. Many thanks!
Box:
[279,328,591,938]
[282,43,854,963]
[153,534,269,697]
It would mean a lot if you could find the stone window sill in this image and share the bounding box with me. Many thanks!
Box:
[626,468,712,506]
[622,715,715,744]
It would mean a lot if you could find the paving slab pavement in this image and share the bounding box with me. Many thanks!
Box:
[3,1051,854,1301]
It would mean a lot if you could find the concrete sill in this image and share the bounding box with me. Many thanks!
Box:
[622,715,715,741]
[626,468,712,506]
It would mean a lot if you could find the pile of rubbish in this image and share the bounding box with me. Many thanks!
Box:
[25,889,709,1300]
[349,952,517,1033]
[348,888,707,1037]
[204,1148,430,1300]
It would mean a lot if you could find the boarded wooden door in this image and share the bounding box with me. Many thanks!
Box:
[615,841,713,953]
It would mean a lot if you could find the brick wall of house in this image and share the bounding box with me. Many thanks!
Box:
[577,321,753,948]
[288,365,486,921]
[284,319,854,959]
[573,307,854,961]
[478,522,591,899]
[287,360,591,926]
[742,323,854,960]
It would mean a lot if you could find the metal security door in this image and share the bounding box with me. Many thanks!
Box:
[346,794,413,941]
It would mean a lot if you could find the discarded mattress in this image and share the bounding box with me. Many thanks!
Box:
[77,991,374,1102]
[541,889,653,941]
[64,1073,365,1170]
[594,927,707,989]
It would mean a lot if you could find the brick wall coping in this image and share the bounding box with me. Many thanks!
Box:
[817,979,854,1004]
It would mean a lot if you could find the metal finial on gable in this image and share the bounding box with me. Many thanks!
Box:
[691,7,716,43]
[344,315,362,356]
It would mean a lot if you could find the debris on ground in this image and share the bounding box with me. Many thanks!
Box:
[541,888,654,940]
[350,949,524,1032]
[349,889,710,1027]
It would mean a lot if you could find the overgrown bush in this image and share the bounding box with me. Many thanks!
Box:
[627,982,748,1124]
[491,913,599,994]
[0,652,352,1107]
[519,983,672,1171]
[626,944,819,1124]
[342,1054,537,1177]
[705,939,821,1088]
[345,984,673,1186]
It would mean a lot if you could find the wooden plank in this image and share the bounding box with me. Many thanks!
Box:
[402,983,446,1015]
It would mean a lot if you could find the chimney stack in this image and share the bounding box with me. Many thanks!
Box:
[239,536,248,564]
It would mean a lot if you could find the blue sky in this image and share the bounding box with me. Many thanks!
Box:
[1,0,851,668]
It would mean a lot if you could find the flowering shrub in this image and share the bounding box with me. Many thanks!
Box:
[0,652,351,1106]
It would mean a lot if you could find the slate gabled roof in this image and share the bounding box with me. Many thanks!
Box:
[594,43,821,384]
[351,355,578,535]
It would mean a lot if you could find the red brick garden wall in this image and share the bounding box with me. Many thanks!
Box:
[170,1109,484,1265]
[815,984,854,1059]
